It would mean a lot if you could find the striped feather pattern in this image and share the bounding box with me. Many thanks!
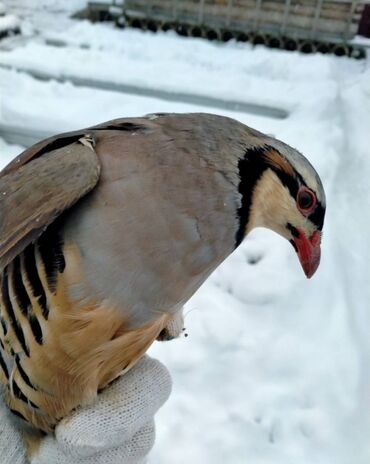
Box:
[0,225,170,433]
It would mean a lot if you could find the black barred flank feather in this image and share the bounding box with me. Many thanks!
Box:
[1,268,30,357]
[23,245,49,320]
[15,355,36,390]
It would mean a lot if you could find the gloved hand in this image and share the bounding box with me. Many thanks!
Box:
[0,397,28,464]
[0,356,172,464]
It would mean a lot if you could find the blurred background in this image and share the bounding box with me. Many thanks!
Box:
[0,1,369,462]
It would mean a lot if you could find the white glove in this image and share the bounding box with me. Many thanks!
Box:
[0,356,172,464]
[0,398,28,464]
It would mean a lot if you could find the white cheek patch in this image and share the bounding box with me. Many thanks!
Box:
[247,170,316,239]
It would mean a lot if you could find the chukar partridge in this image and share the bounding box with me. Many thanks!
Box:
[0,113,325,440]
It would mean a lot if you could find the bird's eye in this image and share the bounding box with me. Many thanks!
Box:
[297,187,316,212]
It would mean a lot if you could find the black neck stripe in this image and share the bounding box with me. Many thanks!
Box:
[235,145,324,247]
[235,147,269,248]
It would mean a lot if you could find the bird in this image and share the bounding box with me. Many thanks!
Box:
[0,113,325,438]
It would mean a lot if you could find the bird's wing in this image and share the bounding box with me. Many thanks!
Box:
[0,133,101,269]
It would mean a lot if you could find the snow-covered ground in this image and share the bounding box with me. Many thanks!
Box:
[0,1,20,35]
[0,1,370,463]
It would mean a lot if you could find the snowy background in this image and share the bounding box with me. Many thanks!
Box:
[0,1,370,463]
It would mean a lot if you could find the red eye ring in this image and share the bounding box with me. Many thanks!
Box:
[297,187,316,213]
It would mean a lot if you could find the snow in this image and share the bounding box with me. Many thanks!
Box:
[0,1,370,463]
[0,67,276,136]
[0,14,20,33]
[0,23,340,113]
[0,136,22,163]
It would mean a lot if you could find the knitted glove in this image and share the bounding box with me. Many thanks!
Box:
[0,356,172,464]
[0,398,28,464]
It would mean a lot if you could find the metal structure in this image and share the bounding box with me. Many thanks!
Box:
[85,0,369,57]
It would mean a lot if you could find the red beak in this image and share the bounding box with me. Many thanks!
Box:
[292,229,321,279]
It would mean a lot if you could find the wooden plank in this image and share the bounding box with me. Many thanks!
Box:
[126,0,360,21]
[124,0,364,38]
[280,0,292,34]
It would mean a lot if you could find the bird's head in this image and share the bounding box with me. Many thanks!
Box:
[236,139,325,279]
[142,113,325,281]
